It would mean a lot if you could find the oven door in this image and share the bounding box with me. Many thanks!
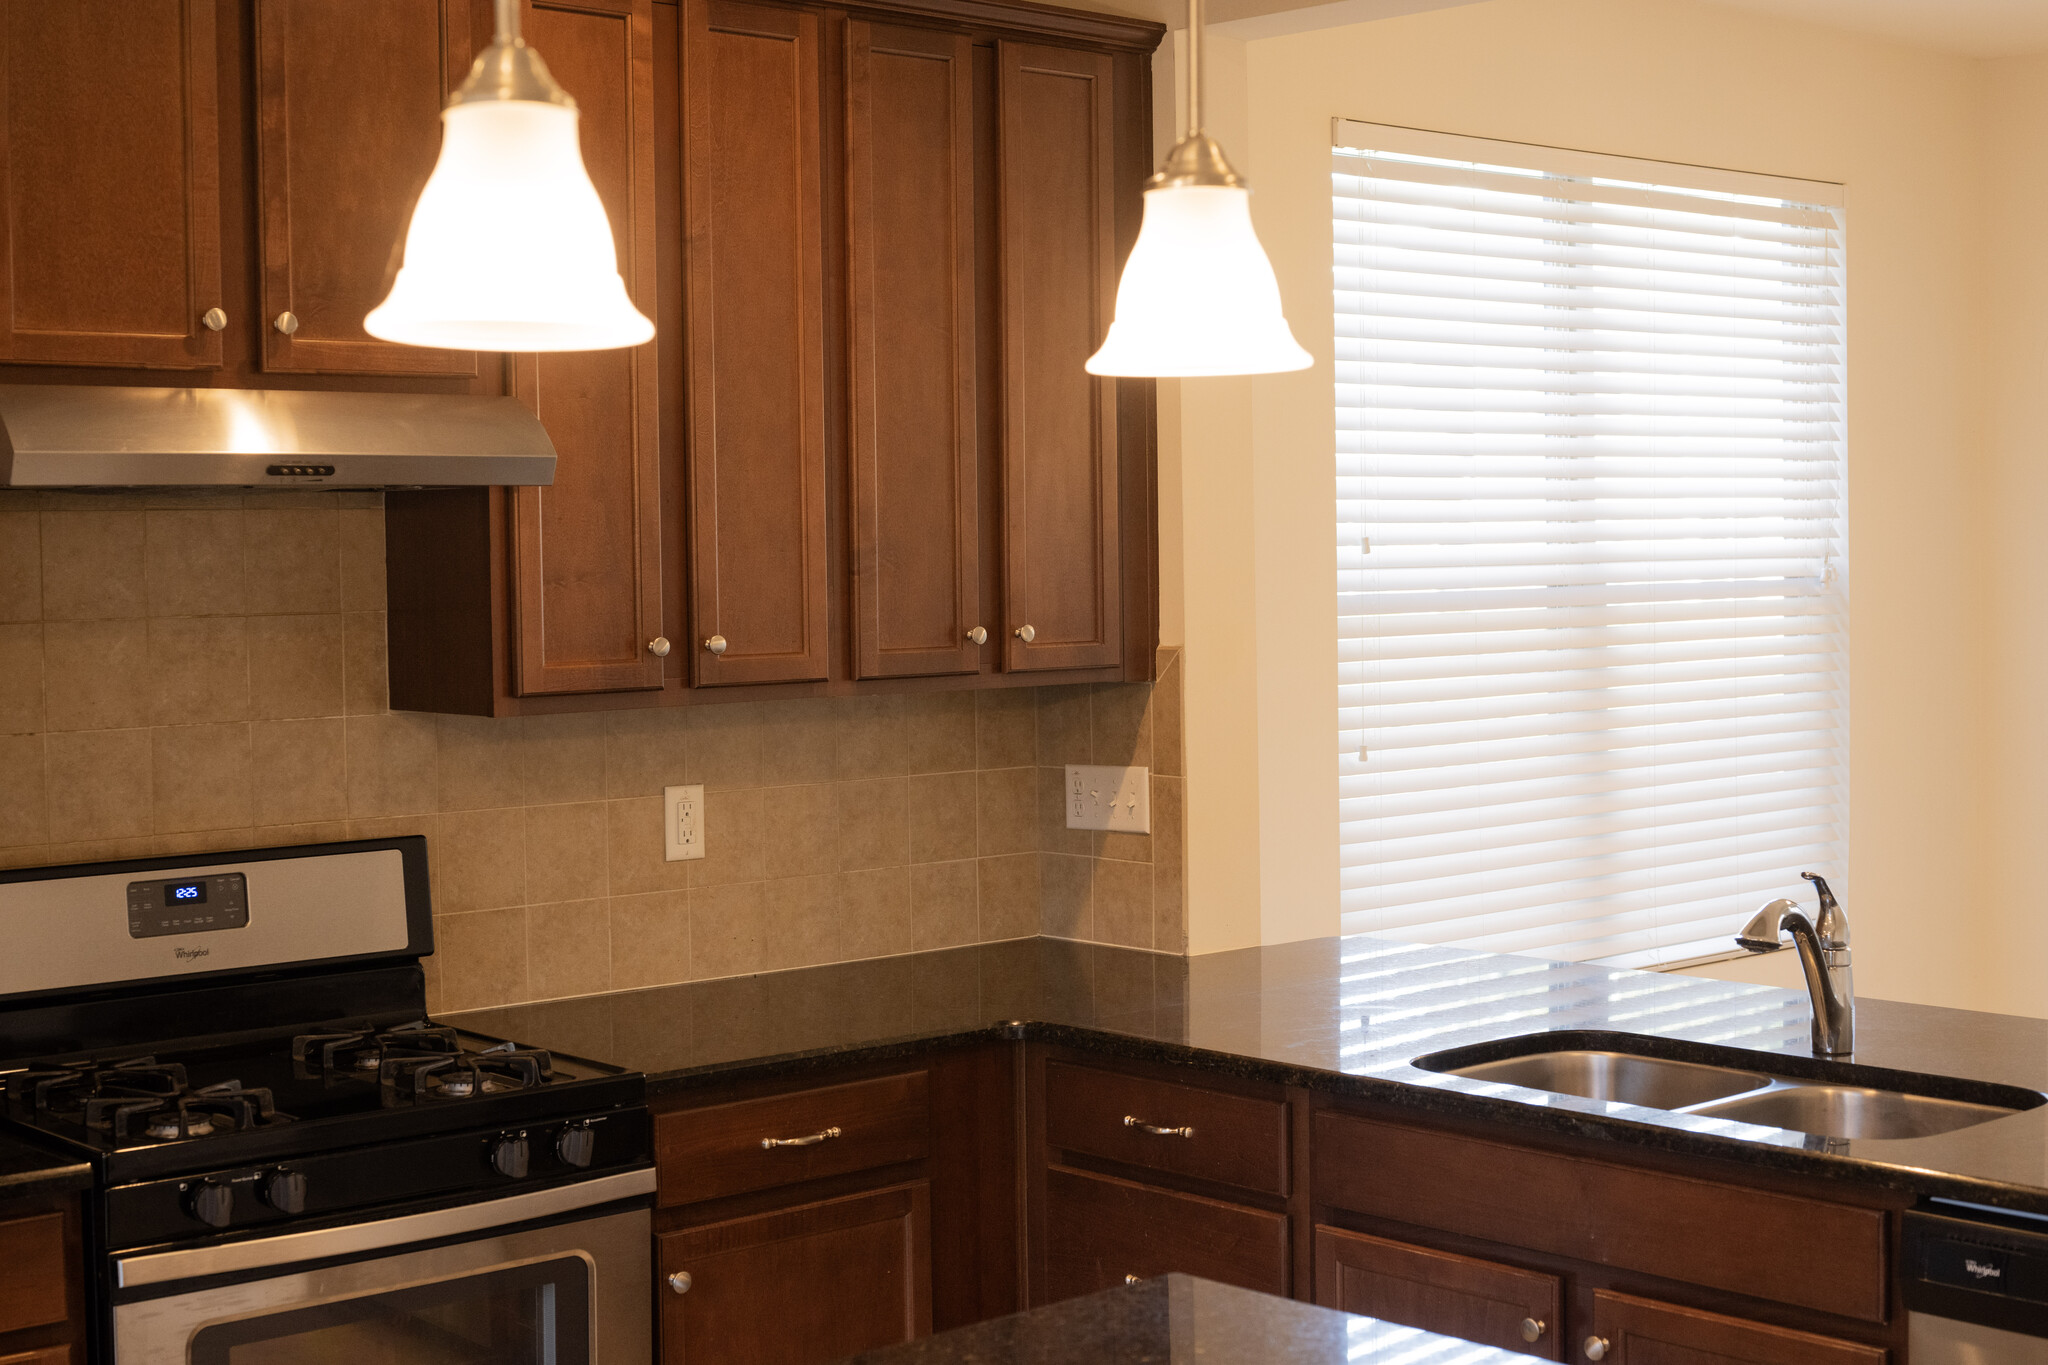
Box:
[109,1169,653,1365]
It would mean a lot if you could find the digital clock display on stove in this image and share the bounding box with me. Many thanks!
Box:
[127,873,249,939]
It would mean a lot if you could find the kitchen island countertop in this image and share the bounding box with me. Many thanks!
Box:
[0,1125,90,1206]
[834,1273,1542,1365]
[448,932,2048,1215]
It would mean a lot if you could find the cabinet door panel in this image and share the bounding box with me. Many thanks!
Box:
[996,40,1119,672]
[0,0,221,368]
[0,1212,65,1334]
[1589,1290,1886,1365]
[658,1183,931,1365]
[1314,1226,1561,1360]
[846,20,978,679]
[255,0,476,375]
[1041,1165,1287,1304]
[510,0,664,696]
[683,0,829,686]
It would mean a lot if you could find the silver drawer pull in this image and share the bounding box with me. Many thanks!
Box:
[1521,1318,1545,1343]
[1583,1337,1610,1362]
[1124,1274,1143,1285]
[1124,1115,1194,1138]
[761,1126,841,1149]
[668,1271,693,1295]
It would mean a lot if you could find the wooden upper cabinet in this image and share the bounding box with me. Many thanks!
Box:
[0,0,222,368]
[682,0,830,686]
[510,0,665,696]
[995,40,1121,673]
[845,20,979,680]
[254,0,476,375]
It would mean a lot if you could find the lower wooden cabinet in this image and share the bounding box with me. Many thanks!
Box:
[1314,1226,1561,1360]
[1041,1165,1288,1302]
[1586,1290,1887,1364]
[658,1182,932,1365]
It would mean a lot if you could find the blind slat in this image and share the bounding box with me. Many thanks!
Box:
[1333,134,1847,970]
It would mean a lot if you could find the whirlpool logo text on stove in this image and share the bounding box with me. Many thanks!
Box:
[173,946,211,962]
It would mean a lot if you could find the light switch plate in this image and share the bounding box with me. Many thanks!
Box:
[663,784,705,861]
[1064,765,1150,834]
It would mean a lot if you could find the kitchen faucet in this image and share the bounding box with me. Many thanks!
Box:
[1735,871,1854,1057]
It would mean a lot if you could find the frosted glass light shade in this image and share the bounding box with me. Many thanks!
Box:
[1086,183,1309,377]
[365,100,653,352]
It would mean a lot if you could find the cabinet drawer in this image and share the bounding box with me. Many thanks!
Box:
[0,1212,66,1334]
[657,1072,929,1207]
[1590,1289,1887,1364]
[1314,1111,1886,1323]
[1042,1165,1289,1303]
[1315,1225,1561,1360]
[1044,1061,1288,1195]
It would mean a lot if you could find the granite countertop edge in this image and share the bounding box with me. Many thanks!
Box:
[638,1015,2048,1216]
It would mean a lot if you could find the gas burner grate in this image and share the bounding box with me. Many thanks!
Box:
[292,1021,461,1079]
[11,1056,190,1119]
[77,1078,289,1142]
[380,1041,554,1105]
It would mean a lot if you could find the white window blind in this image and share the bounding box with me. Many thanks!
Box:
[1333,121,1847,971]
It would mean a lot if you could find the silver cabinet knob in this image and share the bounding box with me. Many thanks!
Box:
[668,1271,692,1295]
[1013,624,1035,643]
[201,307,227,332]
[967,626,988,645]
[273,311,299,335]
[704,635,728,655]
[648,637,671,657]
[1583,1337,1609,1361]
[1124,1274,1142,1285]
[1521,1318,1545,1343]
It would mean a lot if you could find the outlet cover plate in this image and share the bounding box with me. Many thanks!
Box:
[663,784,705,861]
[1064,764,1150,834]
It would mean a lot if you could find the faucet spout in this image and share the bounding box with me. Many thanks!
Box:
[1735,875,1854,1058]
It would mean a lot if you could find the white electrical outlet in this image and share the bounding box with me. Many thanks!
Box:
[1064,764,1150,834]
[663,784,705,861]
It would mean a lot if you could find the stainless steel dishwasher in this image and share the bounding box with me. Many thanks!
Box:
[1907,1202,2048,1361]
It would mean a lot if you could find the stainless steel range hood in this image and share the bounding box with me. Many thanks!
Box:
[0,385,556,488]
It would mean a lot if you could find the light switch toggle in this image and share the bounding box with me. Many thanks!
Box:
[664,784,705,862]
[1064,765,1150,834]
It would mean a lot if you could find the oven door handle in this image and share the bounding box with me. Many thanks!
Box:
[116,1167,656,1290]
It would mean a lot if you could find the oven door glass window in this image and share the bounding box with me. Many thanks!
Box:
[188,1257,590,1365]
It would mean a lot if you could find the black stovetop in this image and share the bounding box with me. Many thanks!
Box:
[2,1016,638,1179]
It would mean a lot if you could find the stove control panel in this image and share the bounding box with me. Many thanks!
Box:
[126,872,249,938]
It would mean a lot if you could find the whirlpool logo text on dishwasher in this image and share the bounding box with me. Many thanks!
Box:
[172,947,211,963]
[1964,1258,2004,1281]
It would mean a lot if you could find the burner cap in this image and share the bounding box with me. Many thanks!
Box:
[147,1112,214,1141]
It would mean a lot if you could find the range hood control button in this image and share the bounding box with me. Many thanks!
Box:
[260,1168,307,1215]
[557,1123,596,1169]
[491,1133,531,1179]
[187,1178,233,1228]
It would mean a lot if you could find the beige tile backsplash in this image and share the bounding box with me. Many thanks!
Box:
[0,489,1186,1012]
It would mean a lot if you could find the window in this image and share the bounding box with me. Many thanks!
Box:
[1332,122,1847,970]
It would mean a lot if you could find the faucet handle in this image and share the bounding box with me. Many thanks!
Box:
[1800,871,1849,948]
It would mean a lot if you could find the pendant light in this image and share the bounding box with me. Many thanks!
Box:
[365,0,654,352]
[1085,0,1309,376]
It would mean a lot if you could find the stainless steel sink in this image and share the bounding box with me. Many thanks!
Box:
[1413,1035,2046,1141]
[1685,1085,2023,1140]
[1443,1051,1771,1110]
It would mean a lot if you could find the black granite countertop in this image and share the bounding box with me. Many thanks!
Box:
[446,933,2048,1215]
[0,1126,90,1205]
[836,1273,1542,1365]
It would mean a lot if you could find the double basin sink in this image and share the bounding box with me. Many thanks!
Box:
[1413,1034,2047,1141]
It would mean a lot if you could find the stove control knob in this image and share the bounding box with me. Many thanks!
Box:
[556,1124,596,1169]
[187,1179,233,1229]
[260,1168,307,1215]
[491,1134,531,1179]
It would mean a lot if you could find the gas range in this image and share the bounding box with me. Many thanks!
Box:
[0,837,654,1365]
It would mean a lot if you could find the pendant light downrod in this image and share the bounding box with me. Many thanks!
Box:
[459,0,576,108]
[1152,0,1241,191]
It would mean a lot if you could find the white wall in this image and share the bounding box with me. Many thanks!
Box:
[1163,0,2017,1015]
